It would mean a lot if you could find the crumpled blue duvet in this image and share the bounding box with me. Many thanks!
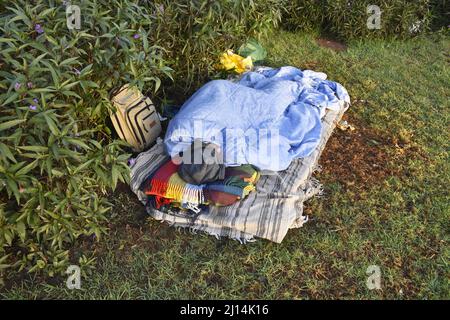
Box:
[164,66,350,171]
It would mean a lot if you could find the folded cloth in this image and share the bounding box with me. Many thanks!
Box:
[205,165,260,206]
[178,140,226,185]
[144,159,205,209]
[129,139,169,204]
[143,158,259,209]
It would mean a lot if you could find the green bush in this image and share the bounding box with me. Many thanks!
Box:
[326,0,432,39]
[0,0,172,276]
[282,0,327,33]
[0,0,282,276]
[430,0,449,30]
[149,0,282,96]
[282,0,438,39]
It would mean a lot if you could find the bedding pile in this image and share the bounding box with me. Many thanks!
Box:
[130,66,350,243]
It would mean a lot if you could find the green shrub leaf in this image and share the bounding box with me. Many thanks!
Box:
[0,119,26,131]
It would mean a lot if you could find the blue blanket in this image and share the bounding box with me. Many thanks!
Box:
[164,66,350,171]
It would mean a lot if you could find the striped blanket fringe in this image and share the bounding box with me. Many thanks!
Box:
[149,179,205,207]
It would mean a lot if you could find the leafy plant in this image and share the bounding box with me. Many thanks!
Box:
[0,0,172,276]
[148,0,282,97]
[281,0,442,39]
[282,0,327,33]
[430,0,449,30]
[326,0,433,39]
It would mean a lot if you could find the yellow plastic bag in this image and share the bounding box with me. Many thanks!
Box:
[216,50,253,74]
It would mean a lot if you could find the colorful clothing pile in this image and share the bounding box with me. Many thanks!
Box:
[142,159,260,212]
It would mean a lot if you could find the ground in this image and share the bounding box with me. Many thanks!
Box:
[1,30,449,299]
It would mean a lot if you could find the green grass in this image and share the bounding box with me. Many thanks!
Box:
[1,29,449,299]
